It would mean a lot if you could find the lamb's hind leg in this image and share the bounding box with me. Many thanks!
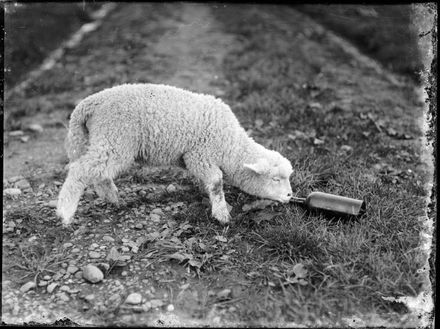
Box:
[57,147,133,225]
[57,158,93,226]
[183,154,230,224]
[94,178,119,206]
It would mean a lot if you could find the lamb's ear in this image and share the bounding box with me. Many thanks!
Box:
[243,158,270,175]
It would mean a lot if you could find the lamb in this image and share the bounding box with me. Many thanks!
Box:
[57,83,293,225]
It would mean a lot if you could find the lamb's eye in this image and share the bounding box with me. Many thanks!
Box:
[272,177,281,182]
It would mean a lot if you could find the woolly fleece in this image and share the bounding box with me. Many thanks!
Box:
[57,83,293,224]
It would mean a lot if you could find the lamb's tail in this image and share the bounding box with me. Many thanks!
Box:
[65,100,94,161]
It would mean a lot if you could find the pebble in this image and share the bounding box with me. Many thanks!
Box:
[67,265,79,274]
[43,275,51,281]
[27,123,44,133]
[4,188,22,197]
[166,184,177,193]
[84,294,95,302]
[63,242,73,249]
[71,248,81,253]
[134,223,143,230]
[15,179,31,189]
[38,280,48,287]
[121,271,128,277]
[20,281,36,293]
[82,264,104,283]
[47,282,58,293]
[89,251,101,259]
[167,304,175,312]
[58,292,70,302]
[217,289,232,300]
[151,208,164,215]
[121,246,130,252]
[89,243,99,250]
[20,136,30,143]
[125,292,142,305]
[9,130,24,137]
[102,235,115,242]
[74,271,83,279]
[150,213,161,222]
[47,200,58,208]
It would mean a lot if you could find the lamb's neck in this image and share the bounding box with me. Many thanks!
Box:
[222,135,267,186]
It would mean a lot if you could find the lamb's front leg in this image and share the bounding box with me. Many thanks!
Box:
[183,154,231,224]
[206,177,231,225]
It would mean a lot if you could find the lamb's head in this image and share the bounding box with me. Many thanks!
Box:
[241,152,293,203]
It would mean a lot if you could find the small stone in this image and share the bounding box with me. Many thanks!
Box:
[143,302,152,311]
[89,251,101,259]
[15,179,31,189]
[125,292,142,305]
[71,248,81,253]
[63,242,73,249]
[38,280,48,287]
[47,282,58,293]
[134,223,143,230]
[150,299,164,308]
[74,271,83,279]
[20,281,36,293]
[4,188,22,197]
[58,292,70,302]
[167,304,175,312]
[27,123,44,133]
[47,200,58,208]
[20,136,30,143]
[217,288,232,300]
[82,264,104,283]
[60,285,70,292]
[340,145,353,152]
[166,184,177,193]
[9,130,24,137]
[54,181,63,186]
[121,246,130,252]
[84,294,95,302]
[121,271,128,277]
[151,208,164,215]
[67,266,79,274]
[89,243,99,250]
[102,235,115,242]
[150,213,161,222]
[43,275,51,281]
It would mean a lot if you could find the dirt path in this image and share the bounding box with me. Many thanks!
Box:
[2,3,241,326]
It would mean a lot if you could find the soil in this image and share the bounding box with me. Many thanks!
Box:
[2,3,434,327]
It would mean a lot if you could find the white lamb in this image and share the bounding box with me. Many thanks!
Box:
[57,83,293,225]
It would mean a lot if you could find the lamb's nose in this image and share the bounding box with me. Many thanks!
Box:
[287,192,292,198]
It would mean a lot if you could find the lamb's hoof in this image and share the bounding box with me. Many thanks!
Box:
[56,204,75,227]
[213,208,231,225]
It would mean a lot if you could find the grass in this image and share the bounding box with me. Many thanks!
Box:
[203,4,428,324]
[4,2,102,90]
[296,4,423,82]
